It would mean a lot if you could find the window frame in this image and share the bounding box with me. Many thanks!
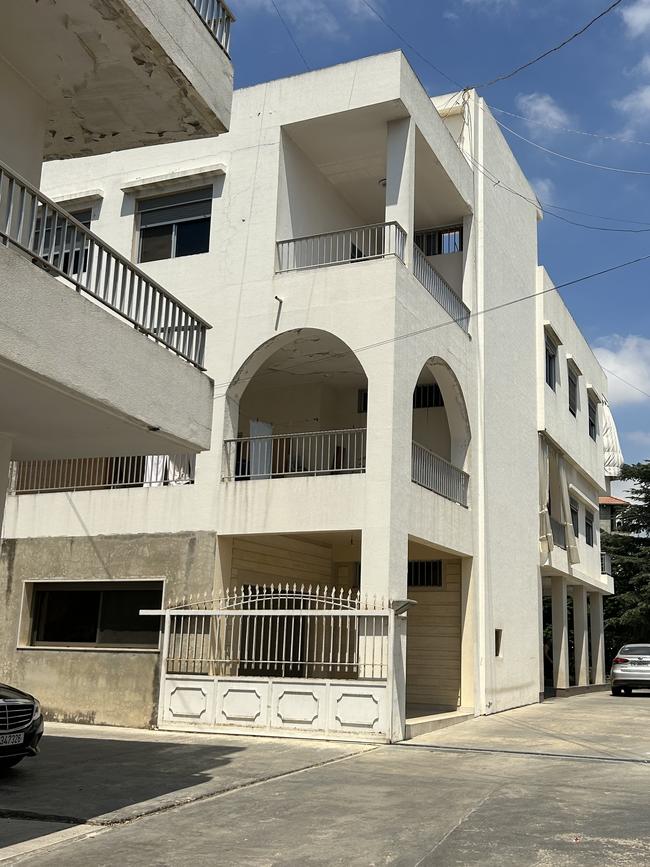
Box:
[22,579,164,651]
[407,560,443,589]
[414,225,463,257]
[568,365,579,417]
[588,397,598,440]
[136,186,213,264]
[585,511,595,547]
[570,498,580,539]
[413,383,444,409]
[545,336,557,391]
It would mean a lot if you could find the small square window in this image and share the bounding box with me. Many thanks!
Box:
[137,187,212,263]
[585,511,595,547]
[407,561,443,588]
[413,383,444,409]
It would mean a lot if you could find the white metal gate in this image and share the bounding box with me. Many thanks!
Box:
[144,585,395,741]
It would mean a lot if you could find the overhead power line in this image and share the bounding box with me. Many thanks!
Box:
[471,0,625,89]
[601,367,650,401]
[270,0,311,71]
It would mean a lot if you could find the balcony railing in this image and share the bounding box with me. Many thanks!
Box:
[551,518,566,549]
[8,454,195,495]
[276,222,406,273]
[411,442,469,506]
[0,160,210,369]
[188,0,234,54]
[601,552,612,575]
[412,244,470,332]
[223,429,367,480]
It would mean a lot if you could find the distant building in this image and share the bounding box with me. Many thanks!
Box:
[0,52,623,742]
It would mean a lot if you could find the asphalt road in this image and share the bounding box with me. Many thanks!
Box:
[1,692,649,866]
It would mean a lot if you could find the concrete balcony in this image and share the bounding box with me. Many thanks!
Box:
[0,163,213,461]
[411,442,469,507]
[0,0,234,162]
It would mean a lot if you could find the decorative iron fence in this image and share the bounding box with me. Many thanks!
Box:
[411,442,469,506]
[188,0,234,54]
[0,160,209,368]
[153,585,391,680]
[276,222,406,273]
[412,244,471,333]
[551,518,566,549]
[8,454,195,495]
[223,429,367,480]
[601,552,612,575]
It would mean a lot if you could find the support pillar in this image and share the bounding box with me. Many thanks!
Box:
[385,117,415,267]
[589,592,606,684]
[551,575,569,689]
[572,585,589,687]
[0,435,12,540]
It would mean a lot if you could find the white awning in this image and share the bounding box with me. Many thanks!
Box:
[602,401,624,478]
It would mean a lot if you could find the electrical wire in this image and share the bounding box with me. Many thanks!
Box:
[470,0,625,89]
[601,367,650,401]
[270,0,311,72]
[495,117,650,176]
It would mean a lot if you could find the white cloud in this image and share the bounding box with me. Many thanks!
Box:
[593,335,650,406]
[621,0,650,37]
[633,53,650,75]
[613,83,650,129]
[514,93,572,136]
[236,0,376,37]
[530,177,555,202]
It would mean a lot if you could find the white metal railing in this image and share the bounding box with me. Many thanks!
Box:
[8,454,195,495]
[276,222,406,273]
[412,244,471,333]
[601,552,612,575]
[223,429,367,480]
[188,0,234,54]
[411,442,469,506]
[151,585,391,680]
[0,160,210,368]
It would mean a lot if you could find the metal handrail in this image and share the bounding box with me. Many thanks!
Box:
[411,441,469,506]
[412,243,471,333]
[187,0,235,54]
[223,428,367,480]
[0,159,210,369]
[276,221,406,273]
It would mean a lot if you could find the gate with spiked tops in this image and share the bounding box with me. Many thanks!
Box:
[144,584,396,741]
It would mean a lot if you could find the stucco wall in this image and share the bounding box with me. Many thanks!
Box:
[0,532,217,728]
[0,54,46,185]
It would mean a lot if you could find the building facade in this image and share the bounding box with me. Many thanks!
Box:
[0,52,619,740]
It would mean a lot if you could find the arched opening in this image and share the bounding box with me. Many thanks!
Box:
[224,329,368,479]
[410,358,470,505]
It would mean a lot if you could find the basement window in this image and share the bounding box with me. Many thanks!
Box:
[137,187,212,263]
[29,582,163,649]
[407,560,443,588]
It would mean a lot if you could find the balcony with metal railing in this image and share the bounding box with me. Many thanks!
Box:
[223,429,367,481]
[412,244,470,332]
[188,0,235,54]
[0,160,210,369]
[411,442,469,507]
[276,222,406,273]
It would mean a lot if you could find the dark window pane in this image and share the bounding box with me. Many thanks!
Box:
[140,224,173,262]
[98,586,162,647]
[35,590,100,644]
[408,560,443,588]
[175,218,211,257]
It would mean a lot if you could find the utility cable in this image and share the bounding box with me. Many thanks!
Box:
[601,366,650,401]
[470,0,625,89]
[270,0,311,71]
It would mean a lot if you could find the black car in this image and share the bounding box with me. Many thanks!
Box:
[0,683,44,771]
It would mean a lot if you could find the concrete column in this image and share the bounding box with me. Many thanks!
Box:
[551,575,569,689]
[385,117,415,267]
[460,558,477,710]
[589,592,606,684]
[0,435,12,540]
[572,585,589,687]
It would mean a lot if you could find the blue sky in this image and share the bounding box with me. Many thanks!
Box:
[230,0,649,465]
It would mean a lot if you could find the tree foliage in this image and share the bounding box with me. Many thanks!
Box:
[603,461,650,660]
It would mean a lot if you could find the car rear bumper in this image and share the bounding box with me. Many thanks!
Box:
[0,715,44,760]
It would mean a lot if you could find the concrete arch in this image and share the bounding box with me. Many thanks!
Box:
[224,328,368,442]
[411,356,471,469]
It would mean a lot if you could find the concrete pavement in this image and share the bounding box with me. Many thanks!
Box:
[1,692,649,865]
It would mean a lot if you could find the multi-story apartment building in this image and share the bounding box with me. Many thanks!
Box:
[0,0,235,536]
[0,52,620,742]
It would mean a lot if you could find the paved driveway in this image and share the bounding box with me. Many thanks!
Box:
[1,692,649,865]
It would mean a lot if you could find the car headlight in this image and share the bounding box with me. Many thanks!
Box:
[31,700,41,721]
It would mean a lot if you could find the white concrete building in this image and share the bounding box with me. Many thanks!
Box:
[0,0,235,539]
[0,52,619,741]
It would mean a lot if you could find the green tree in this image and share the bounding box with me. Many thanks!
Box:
[602,460,650,662]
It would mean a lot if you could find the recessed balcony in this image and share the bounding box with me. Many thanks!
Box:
[276,222,405,273]
[411,442,469,507]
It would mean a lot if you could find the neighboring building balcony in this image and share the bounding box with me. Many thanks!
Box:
[551,518,567,549]
[189,0,234,54]
[223,430,367,480]
[275,223,469,333]
[1,160,209,369]
[601,552,612,576]
[411,442,469,507]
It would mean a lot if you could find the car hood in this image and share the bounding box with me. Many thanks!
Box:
[0,683,34,702]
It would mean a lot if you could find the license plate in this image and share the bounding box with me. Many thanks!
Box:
[0,733,24,746]
[632,660,649,667]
